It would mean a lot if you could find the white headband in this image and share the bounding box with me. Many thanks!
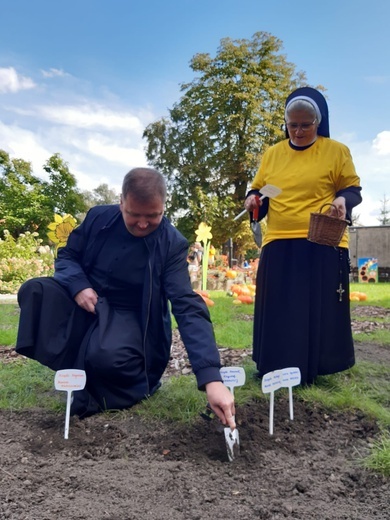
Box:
[285,95,322,124]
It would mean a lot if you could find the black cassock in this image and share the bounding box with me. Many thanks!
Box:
[16,221,159,417]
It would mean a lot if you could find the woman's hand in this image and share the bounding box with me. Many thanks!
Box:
[244,194,262,212]
[330,196,347,219]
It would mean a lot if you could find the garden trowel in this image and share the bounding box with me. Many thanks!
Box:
[234,184,282,248]
[233,184,282,222]
[224,422,240,462]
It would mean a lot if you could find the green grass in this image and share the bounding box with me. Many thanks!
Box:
[208,291,254,348]
[349,283,390,344]
[0,358,61,411]
[1,284,390,476]
[363,433,390,476]
[350,282,390,308]
[297,363,390,428]
[0,303,20,346]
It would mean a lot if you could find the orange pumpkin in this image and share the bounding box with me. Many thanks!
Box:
[237,294,253,304]
[226,270,237,279]
[202,296,215,307]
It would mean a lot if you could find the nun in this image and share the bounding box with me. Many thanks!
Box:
[245,87,362,384]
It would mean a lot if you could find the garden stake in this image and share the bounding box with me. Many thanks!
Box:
[54,369,87,439]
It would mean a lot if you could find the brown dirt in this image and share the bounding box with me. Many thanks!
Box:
[1,307,389,519]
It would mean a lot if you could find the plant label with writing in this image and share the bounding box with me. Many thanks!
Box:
[261,367,301,435]
[220,366,246,396]
[54,369,87,439]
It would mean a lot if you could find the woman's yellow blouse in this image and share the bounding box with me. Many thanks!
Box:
[251,136,361,248]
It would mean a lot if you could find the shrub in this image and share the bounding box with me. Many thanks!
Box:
[0,230,54,294]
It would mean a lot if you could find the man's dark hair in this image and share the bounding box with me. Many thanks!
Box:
[122,167,167,203]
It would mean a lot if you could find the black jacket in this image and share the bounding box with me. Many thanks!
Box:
[53,204,222,391]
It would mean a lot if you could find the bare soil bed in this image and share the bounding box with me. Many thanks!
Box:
[1,306,389,520]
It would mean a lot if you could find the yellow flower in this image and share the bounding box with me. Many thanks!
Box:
[195,222,212,243]
[47,214,77,252]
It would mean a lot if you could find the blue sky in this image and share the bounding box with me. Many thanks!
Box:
[0,0,389,225]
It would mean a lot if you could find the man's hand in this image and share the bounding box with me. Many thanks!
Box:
[205,381,236,429]
[74,288,98,313]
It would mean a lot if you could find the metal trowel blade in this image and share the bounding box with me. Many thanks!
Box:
[224,427,240,462]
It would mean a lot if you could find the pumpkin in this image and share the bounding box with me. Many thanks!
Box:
[226,270,237,279]
[237,294,253,304]
[202,296,215,307]
[350,291,368,301]
[232,299,242,305]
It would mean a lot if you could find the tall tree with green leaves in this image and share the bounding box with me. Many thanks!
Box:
[82,183,119,210]
[0,150,87,239]
[41,153,87,218]
[0,150,47,237]
[143,32,308,245]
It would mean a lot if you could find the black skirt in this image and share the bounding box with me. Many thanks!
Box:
[252,239,355,384]
[16,277,154,417]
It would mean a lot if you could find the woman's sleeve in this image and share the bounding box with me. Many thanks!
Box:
[336,186,363,224]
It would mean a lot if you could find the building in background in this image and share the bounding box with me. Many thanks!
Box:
[349,226,390,282]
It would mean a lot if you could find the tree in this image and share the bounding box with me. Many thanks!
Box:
[82,183,119,210]
[41,153,87,218]
[0,150,87,240]
[377,193,390,225]
[0,150,47,237]
[143,32,309,248]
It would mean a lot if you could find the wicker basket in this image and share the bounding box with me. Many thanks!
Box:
[307,203,349,247]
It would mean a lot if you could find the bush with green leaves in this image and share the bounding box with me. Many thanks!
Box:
[0,230,54,293]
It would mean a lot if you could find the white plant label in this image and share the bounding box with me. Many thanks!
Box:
[261,367,301,435]
[55,369,87,391]
[54,369,87,440]
[220,366,246,395]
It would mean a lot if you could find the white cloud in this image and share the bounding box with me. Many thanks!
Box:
[41,68,70,78]
[372,131,390,156]
[36,104,145,132]
[0,121,51,177]
[341,132,390,226]
[0,67,36,93]
[86,135,148,167]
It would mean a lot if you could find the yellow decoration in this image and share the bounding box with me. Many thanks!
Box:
[194,222,213,291]
[47,213,77,255]
[195,222,212,243]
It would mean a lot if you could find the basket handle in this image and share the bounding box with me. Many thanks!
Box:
[319,203,342,218]
[319,203,351,224]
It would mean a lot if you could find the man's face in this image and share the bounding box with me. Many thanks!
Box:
[120,194,164,237]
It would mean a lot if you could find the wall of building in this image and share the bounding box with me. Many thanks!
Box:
[348,226,390,282]
[349,226,390,267]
